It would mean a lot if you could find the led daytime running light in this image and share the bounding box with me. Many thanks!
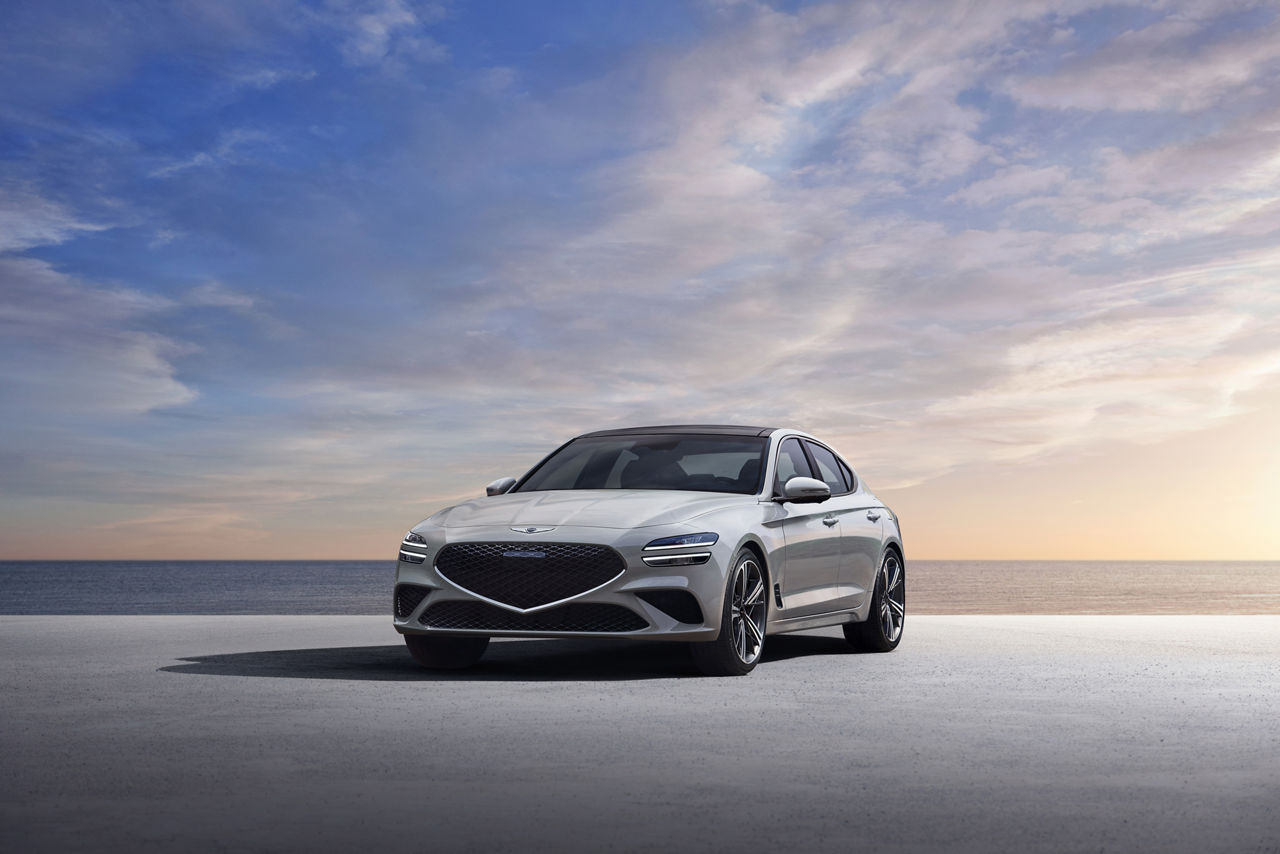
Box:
[643,532,719,551]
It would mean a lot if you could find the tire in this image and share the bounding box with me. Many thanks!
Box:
[404,633,490,669]
[691,550,768,676]
[844,550,905,653]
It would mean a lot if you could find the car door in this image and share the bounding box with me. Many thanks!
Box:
[805,441,883,611]
[773,437,842,616]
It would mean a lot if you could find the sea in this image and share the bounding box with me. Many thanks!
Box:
[2,560,1279,615]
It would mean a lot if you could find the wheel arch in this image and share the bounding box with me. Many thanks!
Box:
[735,536,770,583]
[732,535,777,627]
[883,538,904,564]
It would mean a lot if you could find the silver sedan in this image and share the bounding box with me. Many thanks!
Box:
[393,425,905,676]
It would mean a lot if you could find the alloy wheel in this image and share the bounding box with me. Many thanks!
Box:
[879,553,905,643]
[730,557,767,664]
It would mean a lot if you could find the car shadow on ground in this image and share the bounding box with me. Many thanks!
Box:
[158,633,856,682]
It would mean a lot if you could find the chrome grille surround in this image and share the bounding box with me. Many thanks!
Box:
[434,541,625,611]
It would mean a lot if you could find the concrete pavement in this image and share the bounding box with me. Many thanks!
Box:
[2,615,1277,853]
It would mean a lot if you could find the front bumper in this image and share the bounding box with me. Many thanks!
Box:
[392,524,731,641]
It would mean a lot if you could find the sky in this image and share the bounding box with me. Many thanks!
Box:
[2,0,1279,560]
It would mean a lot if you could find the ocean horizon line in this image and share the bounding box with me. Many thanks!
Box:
[5,557,1280,563]
[3,559,1278,616]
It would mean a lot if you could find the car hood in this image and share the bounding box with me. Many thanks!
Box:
[428,489,757,530]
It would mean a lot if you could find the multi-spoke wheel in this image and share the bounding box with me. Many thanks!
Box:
[691,550,768,676]
[844,550,905,653]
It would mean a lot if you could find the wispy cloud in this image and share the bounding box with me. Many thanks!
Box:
[186,280,257,309]
[228,67,318,91]
[148,128,280,178]
[0,184,108,251]
[0,255,197,416]
[325,0,449,67]
[1003,12,1280,112]
[949,165,1071,206]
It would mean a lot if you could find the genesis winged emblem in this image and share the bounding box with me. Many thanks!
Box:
[511,526,555,534]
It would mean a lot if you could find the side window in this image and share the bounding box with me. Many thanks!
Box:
[805,442,847,494]
[774,438,813,491]
[838,459,856,492]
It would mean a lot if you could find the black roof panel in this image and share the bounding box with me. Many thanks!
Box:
[579,424,777,438]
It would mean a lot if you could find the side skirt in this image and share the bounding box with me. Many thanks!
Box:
[767,607,862,635]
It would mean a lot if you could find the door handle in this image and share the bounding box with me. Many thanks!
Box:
[822,516,838,527]
[866,511,881,522]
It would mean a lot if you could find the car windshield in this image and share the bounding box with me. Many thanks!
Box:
[515,434,768,495]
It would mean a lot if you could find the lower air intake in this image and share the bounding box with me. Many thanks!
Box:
[421,601,647,633]
[636,589,704,624]
[394,584,431,619]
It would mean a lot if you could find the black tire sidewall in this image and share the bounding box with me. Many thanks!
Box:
[691,549,766,676]
[882,551,904,648]
[872,552,903,650]
[844,550,903,653]
[726,550,766,666]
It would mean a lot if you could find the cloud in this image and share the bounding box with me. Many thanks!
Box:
[1095,111,1280,199]
[0,184,108,251]
[930,312,1270,453]
[0,256,197,416]
[149,152,217,179]
[331,0,448,67]
[1003,12,1280,112]
[187,280,256,309]
[184,279,295,336]
[148,128,279,178]
[252,0,1280,491]
[949,165,1070,206]
[998,99,1280,258]
[228,67,317,91]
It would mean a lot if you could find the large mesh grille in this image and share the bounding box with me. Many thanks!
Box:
[394,584,431,619]
[421,600,647,633]
[435,542,625,609]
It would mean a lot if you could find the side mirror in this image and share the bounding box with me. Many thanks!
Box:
[485,477,517,496]
[780,476,831,504]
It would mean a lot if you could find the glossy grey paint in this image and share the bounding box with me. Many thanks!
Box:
[484,477,516,496]
[393,427,903,642]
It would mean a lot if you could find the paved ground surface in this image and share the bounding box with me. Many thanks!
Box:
[2,615,1277,853]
